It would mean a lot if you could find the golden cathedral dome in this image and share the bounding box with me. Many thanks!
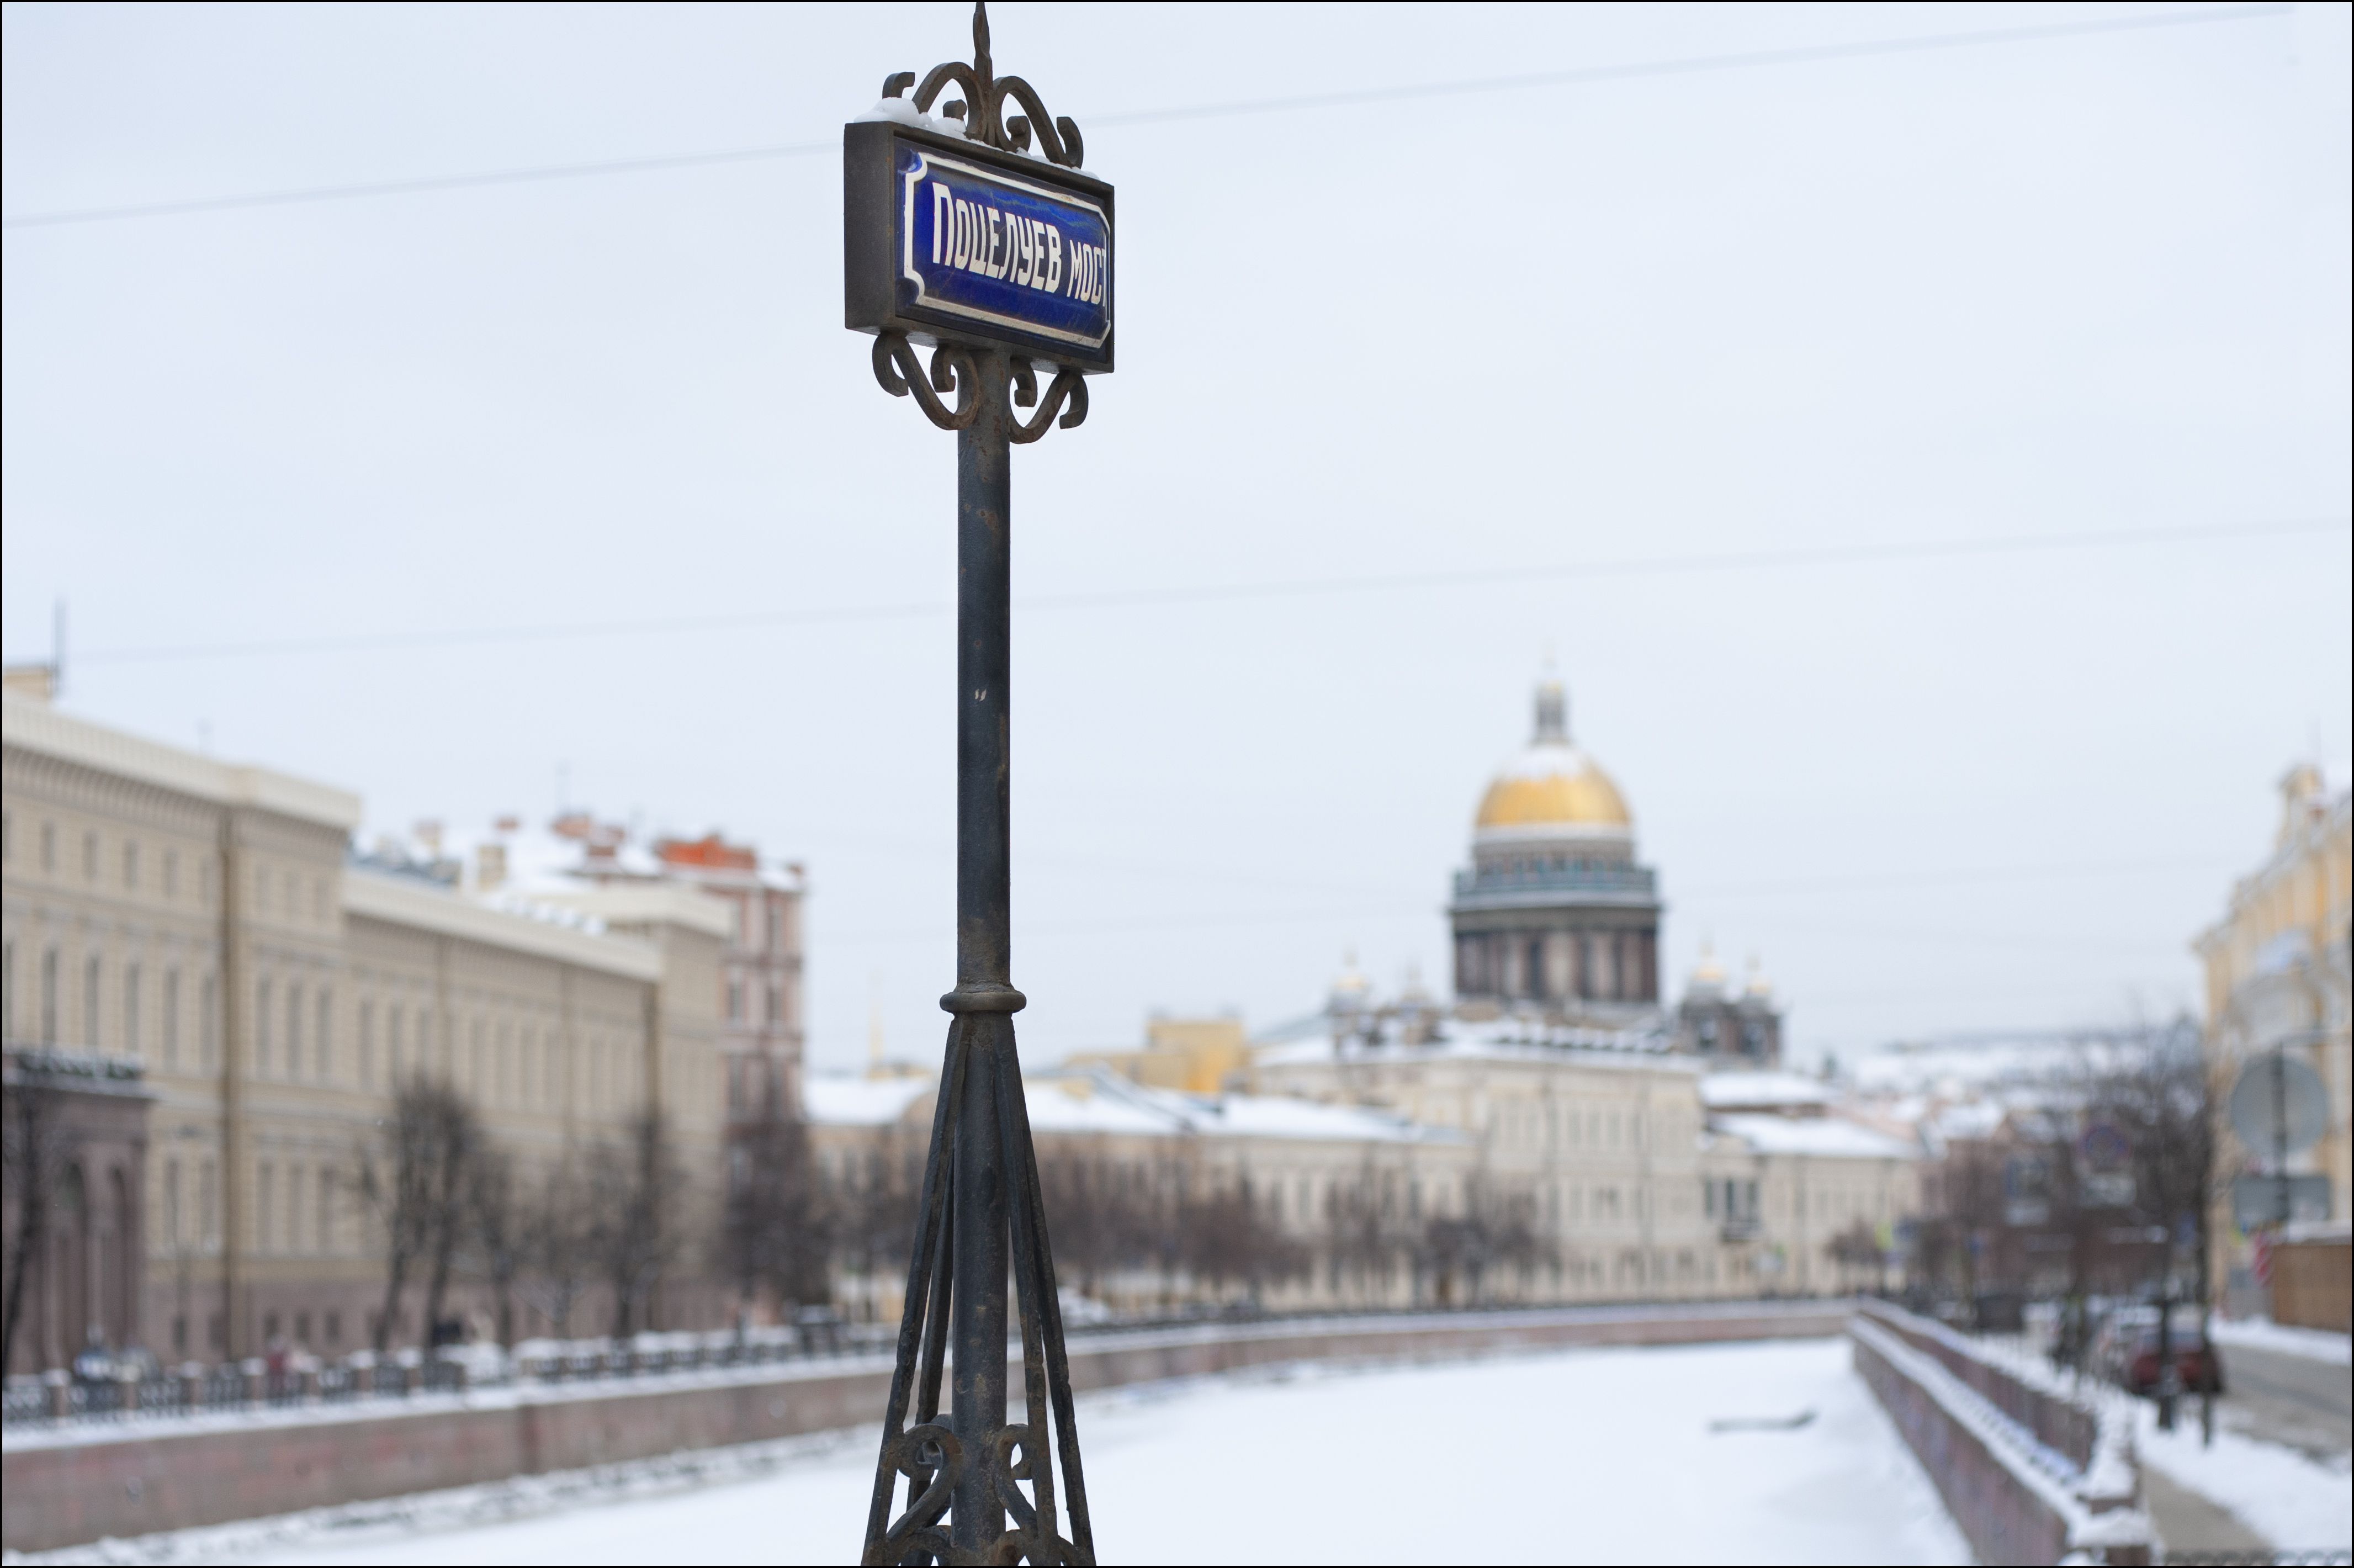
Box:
[1473,679,1632,835]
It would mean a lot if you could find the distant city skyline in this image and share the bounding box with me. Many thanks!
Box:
[6,1,2348,1072]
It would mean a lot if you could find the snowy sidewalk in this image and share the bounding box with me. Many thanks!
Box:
[15,1338,1969,1566]
[2134,1401,2353,1558]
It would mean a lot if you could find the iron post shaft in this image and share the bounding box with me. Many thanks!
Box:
[948,349,1015,1554]
[957,351,1015,996]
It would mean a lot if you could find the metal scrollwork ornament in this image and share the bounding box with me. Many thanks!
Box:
[1009,358,1087,443]
[881,1,1085,170]
[873,331,982,432]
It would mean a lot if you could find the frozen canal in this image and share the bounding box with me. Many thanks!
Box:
[114,1338,1970,1565]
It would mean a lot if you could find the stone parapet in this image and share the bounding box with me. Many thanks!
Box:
[1851,1299,2152,1565]
[2,1300,1844,1553]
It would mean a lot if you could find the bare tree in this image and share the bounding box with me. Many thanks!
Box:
[722,1106,830,1316]
[1179,1177,1306,1308]
[2082,1018,2214,1428]
[588,1110,687,1338]
[464,1146,526,1348]
[1924,1137,2007,1325]
[1324,1159,1409,1307]
[1422,1175,1546,1307]
[360,1078,479,1352]
[832,1140,921,1321]
[1826,1219,1885,1292]
[516,1164,595,1339]
[1037,1154,1173,1311]
[2,1055,72,1375]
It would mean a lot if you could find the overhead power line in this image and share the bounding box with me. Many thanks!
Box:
[67,515,2348,667]
[1,3,2290,230]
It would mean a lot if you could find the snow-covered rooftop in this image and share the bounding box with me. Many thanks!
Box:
[1256,1013,1684,1075]
[800,1068,1463,1147]
[1698,1071,1834,1110]
[1710,1112,1918,1160]
[801,1075,936,1127]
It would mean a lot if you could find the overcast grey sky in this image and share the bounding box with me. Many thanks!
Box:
[5,2,2348,1074]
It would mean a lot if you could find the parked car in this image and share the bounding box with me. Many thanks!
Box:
[2095,1308,2224,1396]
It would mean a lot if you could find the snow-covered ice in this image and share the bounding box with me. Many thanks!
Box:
[27,1338,1971,1566]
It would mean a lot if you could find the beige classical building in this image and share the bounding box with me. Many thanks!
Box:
[1256,1011,1917,1304]
[796,677,1917,1320]
[2194,762,2352,1315]
[3,684,730,1370]
[804,1064,1476,1320]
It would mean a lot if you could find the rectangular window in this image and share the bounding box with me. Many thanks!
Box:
[200,1159,218,1248]
[84,955,102,1050]
[201,974,218,1071]
[316,988,332,1080]
[165,1159,183,1247]
[287,983,304,1075]
[163,968,181,1069]
[256,1162,274,1255]
[766,982,782,1026]
[388,1005,404,1080]
[124,963,141,1056]
[288,1166,306,1254]
[255,979,272,1073]
[358,1001,374,1087]
[317,1167,333,1254]
[83,830,99,880]
[164,850,179,900]
[123,841,140,889]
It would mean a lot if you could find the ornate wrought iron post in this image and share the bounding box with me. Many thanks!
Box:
[846,6,1106,1563]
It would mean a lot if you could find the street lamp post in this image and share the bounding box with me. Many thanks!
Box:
[844,7,1109,1562]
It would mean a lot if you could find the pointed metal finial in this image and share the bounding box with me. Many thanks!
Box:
[899,0,1084,168]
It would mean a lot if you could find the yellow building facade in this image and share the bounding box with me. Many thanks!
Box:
[2194,764,2353,1315]
[3,686,730,1367]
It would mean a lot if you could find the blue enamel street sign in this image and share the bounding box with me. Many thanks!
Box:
[845,121,1115,371]
[900,142,1110,357]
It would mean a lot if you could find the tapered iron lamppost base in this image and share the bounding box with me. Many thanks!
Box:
[863,997,1094,1565]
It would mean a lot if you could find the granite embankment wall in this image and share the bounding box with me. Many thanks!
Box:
[1851,1300,2154,1566]
[3,1301,1841,1553]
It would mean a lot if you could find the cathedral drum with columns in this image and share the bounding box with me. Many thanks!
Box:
[1450,680,1661,1022]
